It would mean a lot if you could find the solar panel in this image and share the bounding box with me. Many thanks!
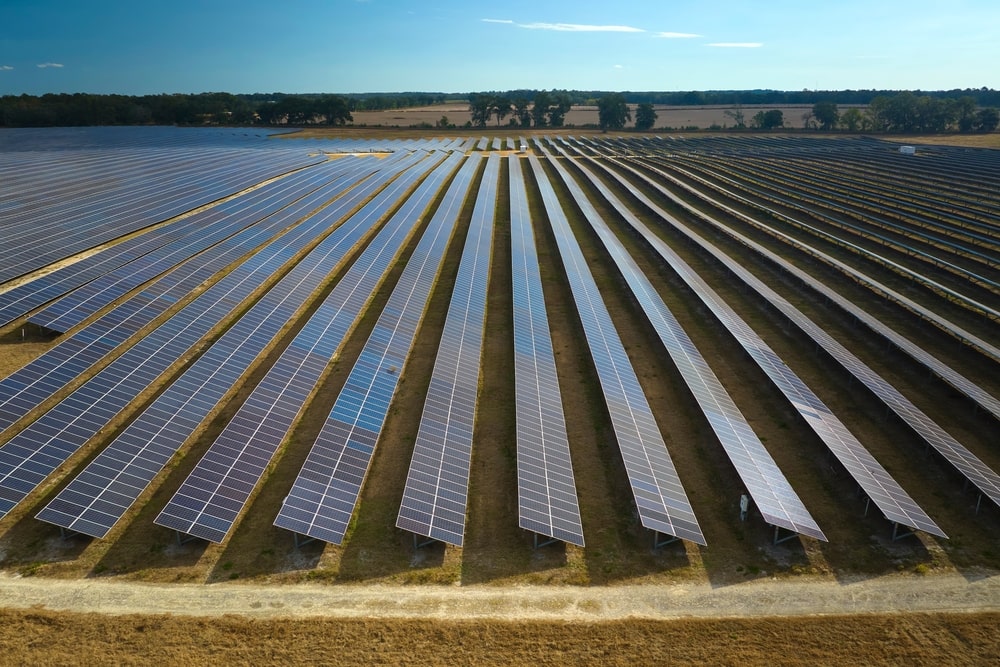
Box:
[34,152,441,539]
[541,143,825,541]
[609,163,1000,424]
[0,158,382,439]
[527,155,705,546]
[27,161,352,332]
[395,154,500,545]
[148,153,464,544]
[586,154,946,538]
[274,155,481,545]
[507,156,585,547]
[595,156,1000,514]
[655,161,1000,363]
[0,145,319,286]
[0,152,435,524]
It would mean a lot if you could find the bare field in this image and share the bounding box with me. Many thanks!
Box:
[883,134,1000,149]
[3,607,997,666]
[346,102,867,131]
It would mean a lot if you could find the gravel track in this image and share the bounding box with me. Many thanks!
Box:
[2,571,998,620]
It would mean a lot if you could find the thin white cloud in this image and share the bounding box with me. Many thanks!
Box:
[37,62,64,68]
[613,64,624,69]
[483,19,644,33]
[0,65,13,71]
[706,42,762,48]
[657,32,701,38]
[520,22,644,32]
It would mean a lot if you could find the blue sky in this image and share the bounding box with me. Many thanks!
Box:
[1,0,997,95]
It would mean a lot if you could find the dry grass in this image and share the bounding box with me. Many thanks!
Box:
[2,607,998,666]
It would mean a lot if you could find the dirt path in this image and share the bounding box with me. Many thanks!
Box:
[2,570,998,620]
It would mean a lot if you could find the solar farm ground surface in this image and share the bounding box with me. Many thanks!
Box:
[0,126,997,663]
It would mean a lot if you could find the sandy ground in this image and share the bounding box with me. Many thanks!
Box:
[2,570,998,620]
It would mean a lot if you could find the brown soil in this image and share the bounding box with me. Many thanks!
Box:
[1,571,999,665]
[2,608,995,666]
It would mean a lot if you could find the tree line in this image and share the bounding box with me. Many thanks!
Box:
[1,89,998,133]
[0,92,354,127]
[590,93,999,133]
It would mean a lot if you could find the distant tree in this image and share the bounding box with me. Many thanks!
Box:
[468,93,492,128]
[316,95,352,125]
[634,102,657,131]
[546,91,572,127]
[512,96,532,128]
[436,115,451,129]
[724,104,746,129]
[976,107,1000,132]
[490,95,512,126]
[597,93,630,131]
[955,96,978,132]
[751,109,784,130]
[812,101,839,130]
[840,107,864,132]
[914,96,951,132]
[531,90,551,127]
[865,96,890,131]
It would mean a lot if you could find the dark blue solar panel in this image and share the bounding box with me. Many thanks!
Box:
[0,150,322,288]
[27,161,353,332]
[0,159,380,438]
[0,144,321,287]
[542,141,825,541]
[273,155,481,545]
[596,154,995,522]
[505,155,585,547]
[0,150,442,523]
[150,152,468,543]
[34,151,444,538]
[395,154,500,546]
[527,154,706,546]
[587,153,946,538]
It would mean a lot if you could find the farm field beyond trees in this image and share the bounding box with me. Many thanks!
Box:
[0,127,997,663]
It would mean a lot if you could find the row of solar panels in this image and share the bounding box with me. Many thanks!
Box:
[544,136,999,529]
[662,156,1000,324]
[1,135,996,555]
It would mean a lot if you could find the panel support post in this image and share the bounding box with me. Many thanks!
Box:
[653,531,679,550]
[175,531,198,546]
[891,522,916,542]
[773,526,798,545]
[413,533,437,550]
[293,532,317,549]
[533,533,558,550]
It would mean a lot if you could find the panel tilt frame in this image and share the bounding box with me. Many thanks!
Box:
[412,533,440,550]
[652,532,681,551]
[533,533,560,550]
[175,531,200,547]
